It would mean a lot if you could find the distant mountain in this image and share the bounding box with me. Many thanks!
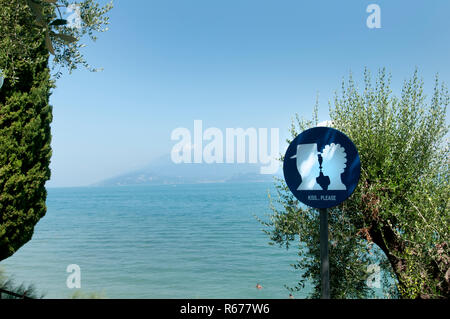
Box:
[94,154,281,186]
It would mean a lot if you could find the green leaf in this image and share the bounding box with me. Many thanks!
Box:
[34,20,47,28]
[42,0,58,3]
[49,19,68,26]
[26,0,46,25]
[53,33,78,44]
[27,0,43,17]
[45,31,55,55]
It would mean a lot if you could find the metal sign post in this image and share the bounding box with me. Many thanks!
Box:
[319,208,330,299]
[283,126,361,300]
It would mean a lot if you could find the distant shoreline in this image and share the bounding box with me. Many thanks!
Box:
[45,179,278,190]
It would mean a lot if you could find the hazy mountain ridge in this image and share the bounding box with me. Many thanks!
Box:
[94,154,281,186]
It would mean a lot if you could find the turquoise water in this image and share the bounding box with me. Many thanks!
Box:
[1,182,306,299]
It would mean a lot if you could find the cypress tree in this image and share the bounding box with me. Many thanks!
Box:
[0,1,52,261]
[0,0,111,261]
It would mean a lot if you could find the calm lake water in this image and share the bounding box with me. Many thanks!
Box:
[1,182,308,298]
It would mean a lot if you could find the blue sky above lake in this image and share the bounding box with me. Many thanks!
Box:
[48,0,450,187]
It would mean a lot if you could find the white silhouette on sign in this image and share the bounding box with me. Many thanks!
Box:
[290,142,348,191]
[290,144,322,190]
[321,143,347,190]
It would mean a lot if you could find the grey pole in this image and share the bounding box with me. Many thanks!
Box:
[320,208,330,299]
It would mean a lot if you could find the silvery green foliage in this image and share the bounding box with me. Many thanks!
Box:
[0,0,112,83]
[331,69,448,298]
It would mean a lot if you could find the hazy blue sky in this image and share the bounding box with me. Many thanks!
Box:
[48,0,450,187]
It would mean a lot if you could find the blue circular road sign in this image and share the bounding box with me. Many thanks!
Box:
[283,127,361,209]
